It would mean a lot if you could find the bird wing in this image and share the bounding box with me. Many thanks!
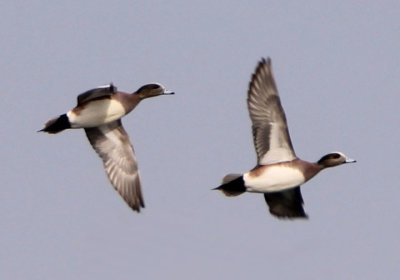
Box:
[247,58,296,165]
[85,120,144,212]
[264,187,308,219]
[77,84,117,105]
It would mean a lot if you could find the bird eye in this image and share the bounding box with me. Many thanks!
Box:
[151,84,161,89]
[331,153,341,159]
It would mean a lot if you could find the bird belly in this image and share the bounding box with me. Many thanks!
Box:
[67,99,125,128]
[243,166,305,193]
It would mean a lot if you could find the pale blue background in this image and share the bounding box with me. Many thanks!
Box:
[2,1,399,279]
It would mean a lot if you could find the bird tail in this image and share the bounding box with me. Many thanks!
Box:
[214,174,246,197]
[39,114,71,134]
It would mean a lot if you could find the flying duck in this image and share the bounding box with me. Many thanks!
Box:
[215,58,355,219]
[40,83,174,212]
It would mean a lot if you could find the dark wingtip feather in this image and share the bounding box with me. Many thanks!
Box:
[264,187,309,220]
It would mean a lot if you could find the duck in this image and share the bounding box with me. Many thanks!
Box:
[40,83,174,212]
[214,58,355,219]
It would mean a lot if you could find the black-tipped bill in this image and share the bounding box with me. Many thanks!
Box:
[345,157,356,163]
[163,90,174,95]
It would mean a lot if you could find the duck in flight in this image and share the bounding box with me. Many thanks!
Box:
[215,58,355,219]
[40,83,174,212]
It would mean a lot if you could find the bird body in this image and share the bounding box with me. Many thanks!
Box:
[245,163,308,193]
[67,98,128,128]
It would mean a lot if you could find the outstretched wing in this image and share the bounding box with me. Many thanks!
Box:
[85,120,144,212]
[247,58,296,165]
[77,84,117,105]
[264,187,308,219]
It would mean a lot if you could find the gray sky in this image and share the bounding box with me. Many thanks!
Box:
[2,1,400,279]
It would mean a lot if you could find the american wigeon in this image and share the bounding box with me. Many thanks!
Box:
[215,58,355,219]
[40,83,174,212]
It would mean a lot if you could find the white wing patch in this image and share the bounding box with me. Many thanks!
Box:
[259,123,297,164]
[97,83,114,89]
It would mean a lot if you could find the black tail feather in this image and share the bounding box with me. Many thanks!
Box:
[214,176,246,197]
[39,114,71,134]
